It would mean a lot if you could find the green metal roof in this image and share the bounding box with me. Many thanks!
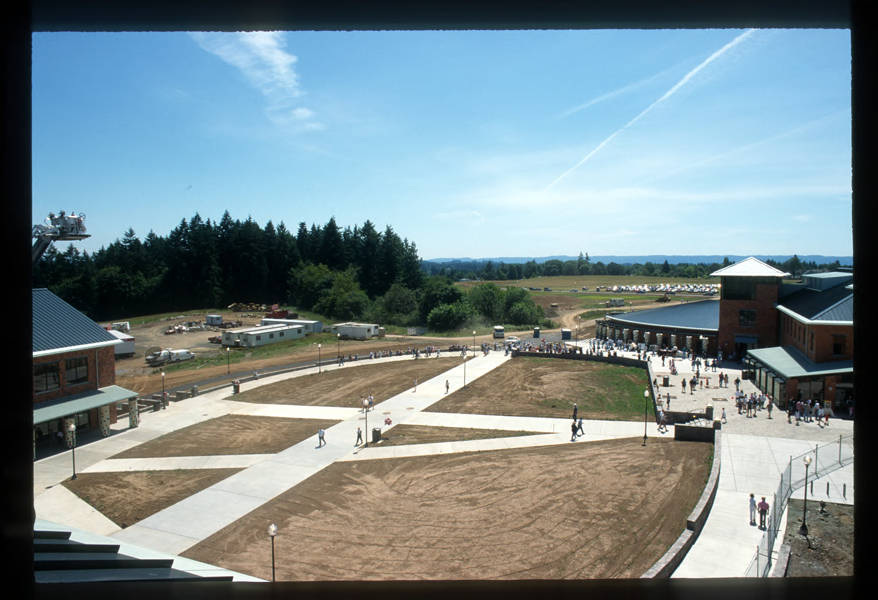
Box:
[746,346,853,380]
[33,385,138,425]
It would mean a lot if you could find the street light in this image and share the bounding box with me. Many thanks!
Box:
[472,330,477,357]
[337,333,341,361]
[161,371,166,409]
[463,352,467,388]
[68,420,77,480]
[642,388,650,446]
[799,455,813,536]
[226,347,230,375]
[317,343,322,374]
[267,523,278,582]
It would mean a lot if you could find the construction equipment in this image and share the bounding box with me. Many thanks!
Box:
[32,211,90,265]
[145,348,195,366]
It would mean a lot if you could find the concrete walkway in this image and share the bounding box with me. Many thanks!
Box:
[33,343,854,579]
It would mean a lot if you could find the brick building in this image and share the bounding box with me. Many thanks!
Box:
[595,257,854,414]
[32,288,138,458]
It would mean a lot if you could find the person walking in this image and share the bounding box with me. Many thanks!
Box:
[721,407,727,423]
[682,378,686,393]
[749,493,757,526]
[572,403,578,421]
[355,427,363,446]
[571,420,578,442]
[757,497,770,530]
[576,417,584,437]
[767,398,773,419]
[318,428,326,447]
[445,379,450,394]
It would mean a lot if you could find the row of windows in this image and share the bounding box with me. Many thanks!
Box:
[784,315,847,356]
[33,357,88,394]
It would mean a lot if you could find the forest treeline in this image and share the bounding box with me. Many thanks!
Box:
[33,212,843,331]
[31,212,549,331]
[423,252,847,281]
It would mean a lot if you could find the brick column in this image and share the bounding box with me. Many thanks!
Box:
[129,398,139,428]
[99,405,111,437]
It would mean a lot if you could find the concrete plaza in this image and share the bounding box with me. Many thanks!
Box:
[33,344,853,580]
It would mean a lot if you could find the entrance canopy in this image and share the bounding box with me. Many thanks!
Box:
[746,346,853,380]
[33,385,138,425]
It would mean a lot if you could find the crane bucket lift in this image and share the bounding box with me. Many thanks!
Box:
[32,211,90,265]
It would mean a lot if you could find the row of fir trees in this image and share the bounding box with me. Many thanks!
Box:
[32,212,548,331]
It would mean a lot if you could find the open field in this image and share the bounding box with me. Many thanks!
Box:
[456,274,719,290]
[182,438,711,581]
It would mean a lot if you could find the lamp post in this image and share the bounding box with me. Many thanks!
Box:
[472,330,476,357]
[226,347,230,375]
[643,388,650,446]
[68,420,77,480]
[161,371,166,409]
[317,343,322,374]
[363,397,369,447]
[267,523,277,582]
[337,333,341,361]
[799,455,813,536]
[463,353,467,387]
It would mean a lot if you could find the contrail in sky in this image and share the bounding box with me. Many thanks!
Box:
[546,29,756,191]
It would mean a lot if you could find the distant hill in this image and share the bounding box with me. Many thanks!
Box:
[425,255,853,266]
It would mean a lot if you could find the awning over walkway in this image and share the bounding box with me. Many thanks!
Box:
[746,346,853,380]
[33,385,138,425]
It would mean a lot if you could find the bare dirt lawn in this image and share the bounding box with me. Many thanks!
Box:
[376,424,544,447]
[182,437,712,581]
[782,499,853,576]
[110,415,342,459]
[62,468,241,529]
[232,357,470,406]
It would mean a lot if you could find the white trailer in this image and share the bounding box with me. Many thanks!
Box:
[111,321,130,332]
[493,325,505,338]
[107,328,135,357]
[222,323,306,348]
[332,322,380,340]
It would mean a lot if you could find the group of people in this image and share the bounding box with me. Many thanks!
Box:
[570,403,585,441]
[735,390,772,418]
[788,398,831,427]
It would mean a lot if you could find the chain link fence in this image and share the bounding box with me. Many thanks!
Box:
[744,433,853,577]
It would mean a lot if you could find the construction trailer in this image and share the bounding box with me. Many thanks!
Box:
[260,318,323,333]
[107,329,135,357]
[493,325,505,338]
[332,322,380,340]
[205,314,223,326]
[221,323,306,348]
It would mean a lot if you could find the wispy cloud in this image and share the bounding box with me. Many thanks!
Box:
[189,31,323,132]
[557,62,682,119]
[546,29,756,191]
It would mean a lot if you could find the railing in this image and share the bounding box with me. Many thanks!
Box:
[744,433,854,577]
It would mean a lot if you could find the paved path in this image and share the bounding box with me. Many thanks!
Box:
[34,344,854,579]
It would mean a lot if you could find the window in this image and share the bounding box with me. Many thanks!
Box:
[810,331,814,351]
[269,333,275,339]
[34,362,60,394]
[722,278,756,300]
[832,334,846,355]
[255,335,262,341]
[739,310,756,327]
[65,357,88,385]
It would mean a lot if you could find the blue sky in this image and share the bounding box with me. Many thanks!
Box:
[32,29,852,260]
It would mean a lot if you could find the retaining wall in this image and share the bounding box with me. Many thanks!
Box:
[641,433,722,578]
